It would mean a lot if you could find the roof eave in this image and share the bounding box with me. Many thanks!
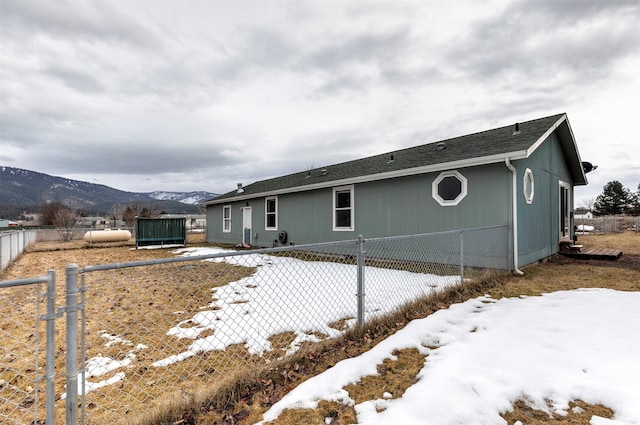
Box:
[527,114,587,186]
[205,150,529,205]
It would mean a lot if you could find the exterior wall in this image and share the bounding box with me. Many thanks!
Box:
[206,128,579,269]
[207,163,511,247]
[514,133,573,267]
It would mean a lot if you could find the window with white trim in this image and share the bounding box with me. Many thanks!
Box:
[432,171,467,206]
[265,196,278,230]
[523,168,534,204]
[559,182,570,239]
[333,185,354,231]
[222,205,231,233]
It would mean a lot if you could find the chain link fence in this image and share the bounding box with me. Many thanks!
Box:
[1,225,510,424]
[0,273,56,424]
[575,215,639,234]
[1,230,37,271]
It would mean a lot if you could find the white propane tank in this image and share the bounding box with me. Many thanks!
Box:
[84,229,132,243]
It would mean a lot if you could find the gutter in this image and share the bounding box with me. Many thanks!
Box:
[204,151,531,206]
[505,158,524,275]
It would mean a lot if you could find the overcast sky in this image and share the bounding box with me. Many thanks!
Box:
[1,0,638,205]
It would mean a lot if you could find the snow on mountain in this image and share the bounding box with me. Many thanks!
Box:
[146,191,218,205]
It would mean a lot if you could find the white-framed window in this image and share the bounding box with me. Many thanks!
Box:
[333,185,354,231]
[432,170,468,206]
[523,168,534,204]
[222,205,231,233]
[265,196,278,230]
[559,181,570,240]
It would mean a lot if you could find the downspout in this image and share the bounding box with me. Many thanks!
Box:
[505,158,524,275]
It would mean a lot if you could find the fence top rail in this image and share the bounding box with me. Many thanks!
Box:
[79,225,510,273]
[80,239,356,273]
[0,274,51,288]
[1,228,36,235]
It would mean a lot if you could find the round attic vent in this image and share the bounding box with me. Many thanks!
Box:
[436,142,446,151]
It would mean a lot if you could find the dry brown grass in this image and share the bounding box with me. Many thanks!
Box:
[1,231,638,424]
[578,231,640,255]
[503,399,614,424]
[212,233,638,425]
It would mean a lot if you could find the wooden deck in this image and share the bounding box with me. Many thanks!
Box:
[560,243,623,261]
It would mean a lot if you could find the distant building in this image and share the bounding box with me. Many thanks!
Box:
[574,208,593,220]
[159,214,206,229]
[76,217,108,227]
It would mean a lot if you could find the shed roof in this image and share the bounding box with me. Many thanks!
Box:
[205,113,586,205]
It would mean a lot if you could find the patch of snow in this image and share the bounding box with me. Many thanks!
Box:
[577,224,595,232]
[63,332,147,398]
[257,289,640,424]
[150,247,459,367]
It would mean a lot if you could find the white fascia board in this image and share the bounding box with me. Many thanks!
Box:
[561,115,588,185]
[206,150,529,205]
[526,113,566,157]
[525,113,588,186]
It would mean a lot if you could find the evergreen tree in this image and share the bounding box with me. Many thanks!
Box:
[629,183,640,215]
[593,180,633,215]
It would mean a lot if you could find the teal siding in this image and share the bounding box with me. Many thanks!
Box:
[514,133,574,267]
[356,164,509,238]
[208,164,511,247]
[277,189,333,244]
[206,120,582,269]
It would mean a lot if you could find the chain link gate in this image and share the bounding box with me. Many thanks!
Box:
[0,272,56,424]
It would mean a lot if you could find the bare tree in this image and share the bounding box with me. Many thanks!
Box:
[40,201,67,225]
[579,198,595,211]
[53,206,78,241]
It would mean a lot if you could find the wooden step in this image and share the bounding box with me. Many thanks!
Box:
[561,248,623,261]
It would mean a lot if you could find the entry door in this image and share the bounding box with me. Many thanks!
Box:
[242,207,252,245]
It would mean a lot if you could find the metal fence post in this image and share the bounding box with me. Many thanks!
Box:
[356,235,365,328]
[44,270,57,425]
[65,264,80,424]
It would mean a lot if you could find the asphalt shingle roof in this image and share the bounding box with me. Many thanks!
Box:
[208,113,583,204]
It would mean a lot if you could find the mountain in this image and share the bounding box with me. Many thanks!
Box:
[0,166,218,218]
[146,191,217,205]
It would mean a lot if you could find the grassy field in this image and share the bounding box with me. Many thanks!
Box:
[1,231,638,424]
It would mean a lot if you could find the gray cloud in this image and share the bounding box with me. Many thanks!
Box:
[209,28,295,81]
[1,0,162,48]
[447,0,640,88]
[46,66,104,93]
[28,142,243,176]
[300,29,409,71]
[1,1,637,197]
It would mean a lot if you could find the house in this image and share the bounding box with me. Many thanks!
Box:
[158,214,206,230]
[0,219,19,228]
[574,208,593,220]
[76,216,108,228]
[203,113,590,271]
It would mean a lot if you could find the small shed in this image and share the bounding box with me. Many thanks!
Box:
[135,217,186,248]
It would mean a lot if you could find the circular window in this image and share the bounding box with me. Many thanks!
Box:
[432,170,467,206]
[523,168,534,204]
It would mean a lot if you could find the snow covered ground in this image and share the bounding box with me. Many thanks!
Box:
[81,246,460,392]
[78,246,639,425]
[257,289,640,425]
[153,246,460,367]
